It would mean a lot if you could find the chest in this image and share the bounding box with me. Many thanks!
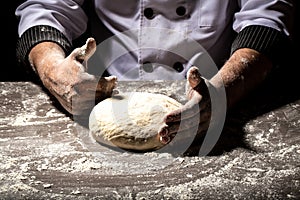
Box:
[95,0,238,28]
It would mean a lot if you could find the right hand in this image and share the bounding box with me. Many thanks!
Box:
[158,67,211,145]
[29,38,117,115]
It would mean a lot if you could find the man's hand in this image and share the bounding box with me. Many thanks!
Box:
[158,66,211,144]
[29,38,117,115]
[157,48,273,146]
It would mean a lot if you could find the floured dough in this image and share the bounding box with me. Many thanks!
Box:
[89,92,182,152]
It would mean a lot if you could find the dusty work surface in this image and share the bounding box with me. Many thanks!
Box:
[0,79,299,200]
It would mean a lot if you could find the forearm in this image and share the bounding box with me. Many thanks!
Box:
[28,42,66,84]
[213,24,291,109]
[212,48,273,108]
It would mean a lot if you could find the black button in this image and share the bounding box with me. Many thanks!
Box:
[144,8,155,19]
[173,62,184,72]
[176,6,186,16]
[143,62,154,73]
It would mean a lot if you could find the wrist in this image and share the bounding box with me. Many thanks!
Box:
[16,25,72,67]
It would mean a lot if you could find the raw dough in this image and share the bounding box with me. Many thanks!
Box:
[89,92,182,152]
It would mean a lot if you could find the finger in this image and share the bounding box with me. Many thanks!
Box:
[164,97,205,123]
[51,91,74,114]
[159,120,210,145]
[74,75,117,100]
[95,76,118,93]
[75,38,97,62]
[166,114,200,134]
[94,76,118,100]
[186,66,211,101]
[159,135,171,144]
[187,66,202,88]
[167,114,210,134]
[50,89,91,115]
[75,75,117,92]
[159,109,211,136]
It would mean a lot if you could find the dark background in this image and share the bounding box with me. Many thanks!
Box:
[3,1,28,81]
[3,1,299,82]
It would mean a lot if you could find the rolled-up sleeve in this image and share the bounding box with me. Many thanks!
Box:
[15,0,88,66]
[231,0,295,61]
[16,0,87,41]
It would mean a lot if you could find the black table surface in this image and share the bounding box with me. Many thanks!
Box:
[0,76,299,199]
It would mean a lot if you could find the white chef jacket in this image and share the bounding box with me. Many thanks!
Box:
[16,0,294,80]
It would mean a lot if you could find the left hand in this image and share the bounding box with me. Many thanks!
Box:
[29,38,117,115]
[158,66,212,144]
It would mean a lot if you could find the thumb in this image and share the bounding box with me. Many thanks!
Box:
[186,66,204,100]
[71,37,97,63]
[187,66,203,88]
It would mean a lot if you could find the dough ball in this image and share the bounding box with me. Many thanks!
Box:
[89,92,182,152]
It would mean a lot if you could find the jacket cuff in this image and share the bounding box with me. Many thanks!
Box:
[231,25,289,63]
[16,25,72,67]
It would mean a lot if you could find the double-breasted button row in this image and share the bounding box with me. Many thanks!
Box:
[142,62,184,73]
[144,6,187,19]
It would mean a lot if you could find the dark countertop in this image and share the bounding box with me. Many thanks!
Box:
[0,76,299,199]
